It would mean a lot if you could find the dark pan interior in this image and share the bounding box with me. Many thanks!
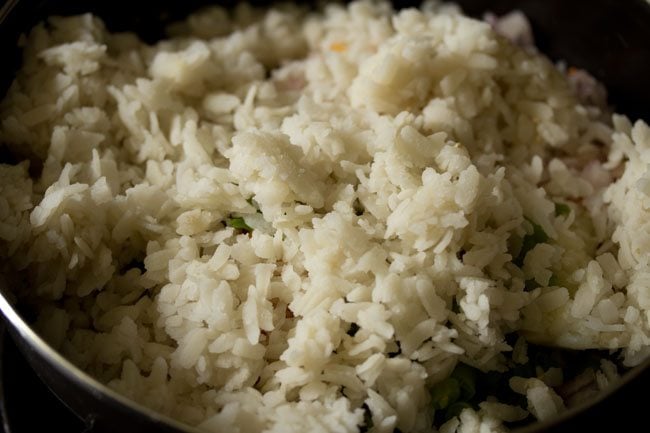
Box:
[1,1,650,432]
[3,0,650,120]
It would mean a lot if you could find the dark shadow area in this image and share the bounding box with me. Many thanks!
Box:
[0,329,84,432]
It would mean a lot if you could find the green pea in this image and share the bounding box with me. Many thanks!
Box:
[554,202,571,217]
[514,218,549,266]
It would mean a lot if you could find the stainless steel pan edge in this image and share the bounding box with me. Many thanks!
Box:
[0,278,197,433]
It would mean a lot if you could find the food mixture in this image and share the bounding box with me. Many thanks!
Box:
[1,1,649,432]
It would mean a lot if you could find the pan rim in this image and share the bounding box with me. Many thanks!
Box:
[0,280,200,433]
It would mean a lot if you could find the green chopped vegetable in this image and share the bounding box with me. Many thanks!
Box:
[430,363,478,422]
[522,219,549,251]
[226,217,253,232]
[444,401,473,421]
[430,377,461,410]
[514,218,549,266]
[548,274,559,286]
[554,202,571,217]
[451,363,477,400]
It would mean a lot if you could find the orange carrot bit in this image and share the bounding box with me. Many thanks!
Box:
[567,66,579,76]
[329,41,348,52]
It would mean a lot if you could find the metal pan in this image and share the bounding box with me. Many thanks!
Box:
[1,1,649,432]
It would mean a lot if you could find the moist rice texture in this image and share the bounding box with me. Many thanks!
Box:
[0,1,648,432]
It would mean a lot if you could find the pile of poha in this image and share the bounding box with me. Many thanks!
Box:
[1,1,648,432]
